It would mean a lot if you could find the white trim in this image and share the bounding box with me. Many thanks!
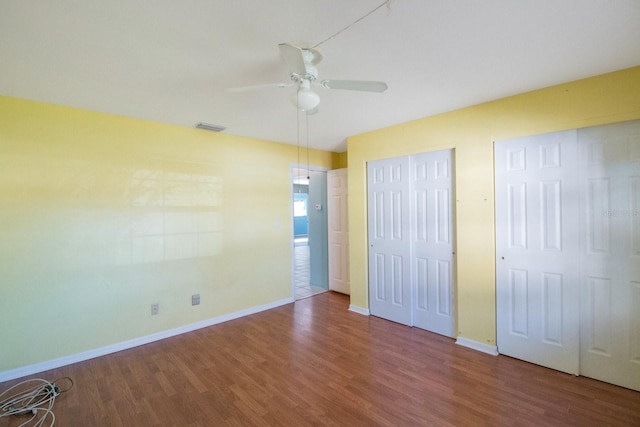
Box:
[348,304,370,316]
[455,337,499,356]
[0,297,294,383]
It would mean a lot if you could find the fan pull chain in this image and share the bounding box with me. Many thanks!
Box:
[306,112,310,180]
[296,96,302,190]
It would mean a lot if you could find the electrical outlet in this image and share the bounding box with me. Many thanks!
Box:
[151,303,159,315]
[192,294,200,306]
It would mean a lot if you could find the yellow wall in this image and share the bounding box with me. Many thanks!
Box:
[332,151,348,169]
[347,66,640,346]
[0,96,335,373]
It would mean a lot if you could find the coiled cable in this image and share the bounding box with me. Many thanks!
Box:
[0,377,73,427]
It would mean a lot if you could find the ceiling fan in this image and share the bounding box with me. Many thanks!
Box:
[227,43,388,113]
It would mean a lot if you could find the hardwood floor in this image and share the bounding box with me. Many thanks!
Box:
[2,292,639,426]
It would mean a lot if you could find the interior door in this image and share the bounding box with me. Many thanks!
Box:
[495,130,580,375]
[411,150,455,337]
[328,169,350,294]
[578,120,640,391]
[367,157,412,325]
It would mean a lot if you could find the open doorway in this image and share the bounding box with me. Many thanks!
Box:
[292,166,328,299]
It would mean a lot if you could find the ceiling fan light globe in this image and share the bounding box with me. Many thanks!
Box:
[291,88,320,111]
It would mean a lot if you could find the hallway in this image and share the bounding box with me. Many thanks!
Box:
[294,237,326,299]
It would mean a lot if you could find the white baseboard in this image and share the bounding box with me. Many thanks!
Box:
[455,337,499,356]
[0,297,294,383]
[348,304,370,316]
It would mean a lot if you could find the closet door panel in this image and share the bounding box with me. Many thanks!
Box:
[367,158,412,325]
[495,130,580,375]
[411,150,455,337]
[578,120,640,392]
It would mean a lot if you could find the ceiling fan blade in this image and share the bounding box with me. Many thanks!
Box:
[278,43,307,77]
[226,82,292,93]
[320,79,388,92]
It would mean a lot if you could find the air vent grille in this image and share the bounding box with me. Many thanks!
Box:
[195,122,226,132]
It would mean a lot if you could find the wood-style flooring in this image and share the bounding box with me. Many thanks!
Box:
[1,292,639,426]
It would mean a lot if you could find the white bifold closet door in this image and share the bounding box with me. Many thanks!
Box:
[367,149,455,338]
[368,156,413,326]
[578,121,640,392]
[495,120,640,391]
[411,151,455,337]
[495,130,581,375]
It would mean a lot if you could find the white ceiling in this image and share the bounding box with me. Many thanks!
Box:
[1,1,639,152]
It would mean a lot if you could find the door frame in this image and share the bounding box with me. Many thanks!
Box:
[290,164,329,299]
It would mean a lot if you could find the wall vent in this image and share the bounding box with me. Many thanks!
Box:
[195,122,226,132]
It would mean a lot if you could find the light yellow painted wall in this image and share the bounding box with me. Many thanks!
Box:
[0,96,334,372]
[332,151,348,169]
[347,66,640,346]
